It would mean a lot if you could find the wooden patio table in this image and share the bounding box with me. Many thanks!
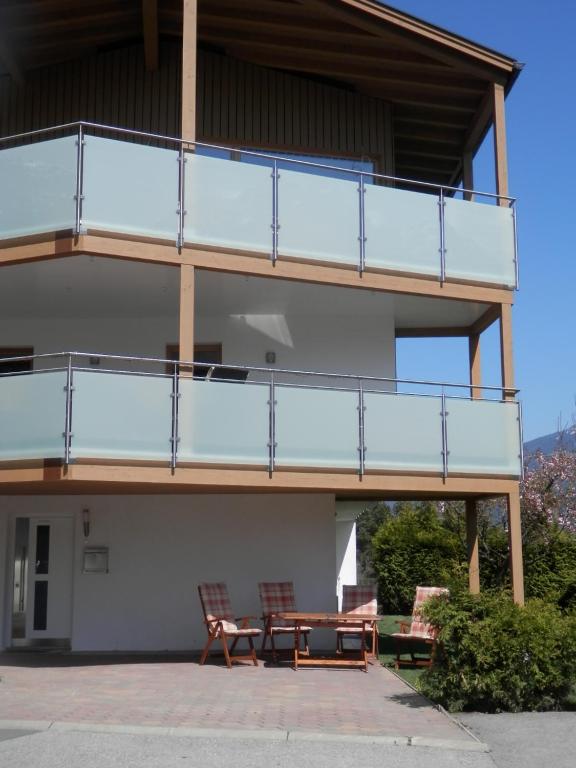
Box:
[276,611,385,672]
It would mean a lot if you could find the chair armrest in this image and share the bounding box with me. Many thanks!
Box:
[236,615,258,628]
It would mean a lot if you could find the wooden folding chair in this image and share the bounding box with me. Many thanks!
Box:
[336,584,379,656]
[259,581,311,662]
[198,582,262,668]
[390,586,449,668]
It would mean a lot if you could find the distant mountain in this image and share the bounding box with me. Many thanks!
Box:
[524,430,576,455]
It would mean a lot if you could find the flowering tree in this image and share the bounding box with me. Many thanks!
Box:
[521,447,576,537]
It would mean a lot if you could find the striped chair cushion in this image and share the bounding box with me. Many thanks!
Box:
[259,581,298,628]
[341,584,378,615]
[199,582,238,632]
[409,586,449,638]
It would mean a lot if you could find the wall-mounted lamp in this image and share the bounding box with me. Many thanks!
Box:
[265,351,276,365]
[82,508,91,539]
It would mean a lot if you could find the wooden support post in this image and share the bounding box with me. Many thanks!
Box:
[465,499,480,594]
[499,304,515,400]
[492,83,509,207]
[462,151,475,202]
[182,0,197,142]
[506,488,525,605]
[179,264,195,373]
[468,332,481,399]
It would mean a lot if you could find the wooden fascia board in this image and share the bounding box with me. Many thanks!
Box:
[395,326,470,338]
[0,233,515,306]
[335,0,517,76]
[295,0,515,83]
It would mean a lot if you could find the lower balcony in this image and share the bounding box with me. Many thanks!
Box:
[0,351,522,495]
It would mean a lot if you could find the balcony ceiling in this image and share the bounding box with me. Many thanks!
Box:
[0,255,490,332]
[0,1,520,187]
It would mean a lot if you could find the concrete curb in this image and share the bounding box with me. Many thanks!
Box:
[0,719,489,751]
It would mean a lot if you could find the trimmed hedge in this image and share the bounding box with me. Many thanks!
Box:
[418,591,576,712]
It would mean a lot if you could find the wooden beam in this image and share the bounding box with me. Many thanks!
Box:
[179,264,195,371]
[462,151,474,202]
[182,0,197,142]
[142,0,159,71]
[469,332,481,399]
[0,234,516,306]
[396,326,469,338]
[470,304,501,335]
[506,488,525,605]
[0,461,520,499]
[492,82,509,205]
[499,303,515,399]
[465,499,480,594]
[294,0,512,82]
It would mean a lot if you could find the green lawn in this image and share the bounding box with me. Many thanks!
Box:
[377,615,429,688]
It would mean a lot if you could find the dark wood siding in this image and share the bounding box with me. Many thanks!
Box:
[0,44,393,171]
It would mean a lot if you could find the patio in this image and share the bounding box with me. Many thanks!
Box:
[0,653,476,746]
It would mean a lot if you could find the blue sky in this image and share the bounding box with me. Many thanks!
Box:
[389,1,576,440]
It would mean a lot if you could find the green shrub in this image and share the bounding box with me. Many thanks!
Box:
[418,591,576,712]
[371,503,464,613]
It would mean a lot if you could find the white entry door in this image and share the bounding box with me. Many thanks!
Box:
[24,517,74,641]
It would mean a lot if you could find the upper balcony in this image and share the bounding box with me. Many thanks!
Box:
[0,123,517,290]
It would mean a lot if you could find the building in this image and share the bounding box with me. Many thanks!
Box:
[0,1,523,652]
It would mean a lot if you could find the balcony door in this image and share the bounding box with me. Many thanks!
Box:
[11,516,74,647]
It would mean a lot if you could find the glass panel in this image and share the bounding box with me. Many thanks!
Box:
[0,371,67,460]
[444,198,516,287]
[33,580,48,631]
[364,392,444,472]
[184,153,271,253]
[82,136,179,240]
[446,398,521,476]
[0,136,76,239]
[278,169,359,265]
[275,386,359,468]
[35,525,50,575]
[178,379,269,464]
[364,185,441,277]
[71,371,172,461]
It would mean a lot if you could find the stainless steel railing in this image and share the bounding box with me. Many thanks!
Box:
[0,121,519,286]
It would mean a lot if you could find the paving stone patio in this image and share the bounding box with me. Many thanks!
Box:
[0,653,473,743]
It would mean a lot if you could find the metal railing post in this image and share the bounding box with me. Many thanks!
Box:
[74,125,85,236]
[511,201,519,290]
[170,362,181,471]
[440,391,448,479]
[63,354,74,465]
[271,159,279,265]
[358,173,366,275]
[177,144,186,250]
[438,187,446,284]
[358,385,366,477]
[268,372,277,476]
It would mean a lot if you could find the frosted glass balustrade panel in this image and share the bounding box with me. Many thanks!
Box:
[0,371,66,459]
[0,136,76,239]
[364,185,440,277]
[278,169,359,265]
[444,198,516,287]
[275,386,359,468]
[184,153,271,253]
[364,392,443,472]
[82,136,179,240]
[71,371,172,461]
[178,379,269,464]
[446,398,521,476]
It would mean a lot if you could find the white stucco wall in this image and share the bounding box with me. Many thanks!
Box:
[0,494,337,652]
[1,310,395,382]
